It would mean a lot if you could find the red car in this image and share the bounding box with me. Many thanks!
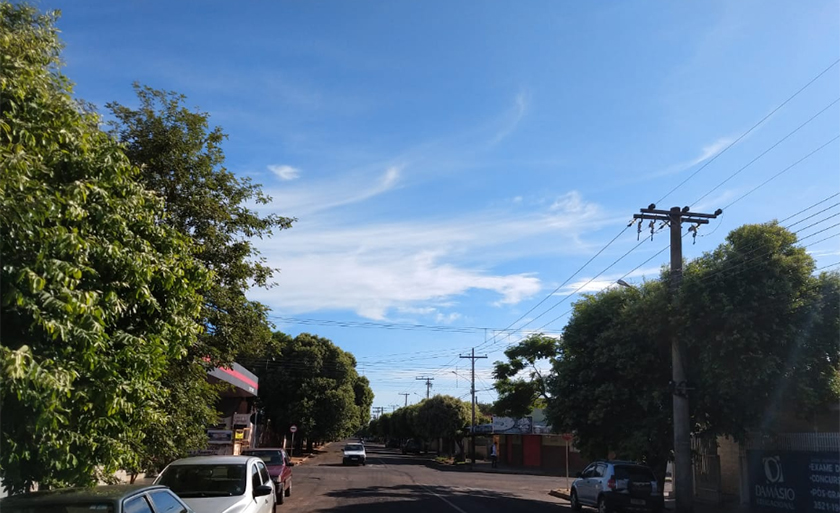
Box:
[241,448,294,504]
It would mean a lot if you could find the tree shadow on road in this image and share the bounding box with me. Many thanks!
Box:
[314,483,571,513]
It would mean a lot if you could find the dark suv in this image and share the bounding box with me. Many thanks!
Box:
[570,460,664,513]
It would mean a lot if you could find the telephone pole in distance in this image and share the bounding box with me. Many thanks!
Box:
[399,392,410,407]
[633,204,721,513]
[416,376,435,399]
[460,347,487,465]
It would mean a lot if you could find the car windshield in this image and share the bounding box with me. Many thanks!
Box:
[0,505,113,513]
[344,445,364,452]
[157,464,247,498]
[615,465,656,482]
[242,450,285,465]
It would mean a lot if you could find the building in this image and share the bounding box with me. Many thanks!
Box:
[194,363,260,456]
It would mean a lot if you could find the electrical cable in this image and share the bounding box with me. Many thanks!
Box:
[691,98,840,207]
[655,58,840,204]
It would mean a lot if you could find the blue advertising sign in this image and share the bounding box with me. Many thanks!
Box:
[747,450,840,513]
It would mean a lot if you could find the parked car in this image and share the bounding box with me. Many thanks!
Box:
[155,455,277,512]
[0,484,194,513]
[401,439,423,454]
[342,443,367,465]
[241,448,294,504]
[570,460,664,513]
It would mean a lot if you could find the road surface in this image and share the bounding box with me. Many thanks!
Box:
[284,441,574,512]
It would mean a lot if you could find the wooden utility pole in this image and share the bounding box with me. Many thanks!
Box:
[460,348,487,465]
[399,392,410,407]
[633,204,721,513]
[416,376,435,399]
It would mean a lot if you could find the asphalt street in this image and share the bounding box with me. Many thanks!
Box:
[283,441,575,513]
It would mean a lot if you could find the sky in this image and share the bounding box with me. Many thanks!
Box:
[38,0,840,412]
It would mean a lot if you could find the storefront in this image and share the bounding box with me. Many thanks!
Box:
[193,363,259,456]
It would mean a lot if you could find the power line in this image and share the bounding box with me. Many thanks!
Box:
[471,225,631,354]
[779,193,840,224]
[655,58,840,205]
[723,135,840,210]
[691,97,840,207]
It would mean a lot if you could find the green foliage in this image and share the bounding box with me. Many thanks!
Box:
[354,376,375,429]
[680,222,834,438]
[546,281,671,475]
[416,395,471,440]
[0,3,208,493]
[105,84,294,470]
[107,84,294,364]
[492,334,560,418]
[546,222,838,482]
[252,333,373,443]
[390,403,421,439]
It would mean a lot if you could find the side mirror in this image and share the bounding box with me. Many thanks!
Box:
[253,485,273,497]
[287,461,295,467]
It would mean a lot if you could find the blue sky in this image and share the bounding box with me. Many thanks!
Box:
[42,0,840,410]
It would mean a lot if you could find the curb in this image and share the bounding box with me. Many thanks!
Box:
[549,489,571,500]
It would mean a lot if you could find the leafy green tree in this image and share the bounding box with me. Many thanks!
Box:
[252,332,372,449]
[107,84,294,364]
[416,395,470,440]
[492,334,560,418]
[546,223,839,487]
[390,403,421,440]
[680,222,835,438]
[354,376,375,430]
[0,4,208,493]
[546,281,672,481]
[105,84,294,469]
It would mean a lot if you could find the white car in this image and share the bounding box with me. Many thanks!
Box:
[155,455,276,513]
[342,443,367,466]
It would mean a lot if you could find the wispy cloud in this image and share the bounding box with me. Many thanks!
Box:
[685,137,735,168]
[260,166,401,217]
[249,190,611,320]
[268,164,301,180]
[649,136,736,179]
[489,91,530,145]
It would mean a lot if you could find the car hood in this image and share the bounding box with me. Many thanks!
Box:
[182,495,252,513]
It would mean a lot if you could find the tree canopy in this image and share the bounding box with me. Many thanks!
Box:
[250,332,374,446]
[545,222,839,485]
[492,333,560,418]
[0,4,208,492]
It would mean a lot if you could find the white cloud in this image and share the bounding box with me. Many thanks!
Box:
[259,166,401,217]
[686,137,735,168]
[435,312,462,324]
[249,190,610,320]
[489,91,530,145]
[268,164,301,180]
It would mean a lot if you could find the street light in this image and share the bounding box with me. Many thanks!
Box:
[616,279,633,288]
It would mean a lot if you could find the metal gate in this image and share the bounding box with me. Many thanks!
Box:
[692,436,722,505]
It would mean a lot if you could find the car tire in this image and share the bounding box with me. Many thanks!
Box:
[569,489,581,512]
[277,483,285,505]
[285,479,291,497]
[597,496,610,513]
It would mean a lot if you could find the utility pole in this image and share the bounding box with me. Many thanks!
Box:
[633,204,721,513]
[372,406,385,419]
[390,404,399,413]
[416,376,435,399]
[399,392,410,407]
[460,347,487,465]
